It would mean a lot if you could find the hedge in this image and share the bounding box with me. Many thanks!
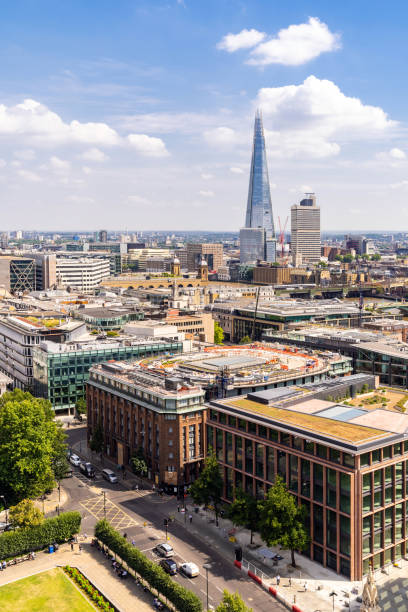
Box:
[64,566,115,611]
[0,511,81,560]
[95,520,202,612]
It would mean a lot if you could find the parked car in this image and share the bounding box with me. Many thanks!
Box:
[69,453,81,467]
[155,543,174,558]
[179,562,199,578]
[160,558,177,575]
[0,522,15,532]
[79,462,95,478]
[102,468,118,484]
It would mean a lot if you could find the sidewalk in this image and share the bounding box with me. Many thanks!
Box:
[0,540,153,612]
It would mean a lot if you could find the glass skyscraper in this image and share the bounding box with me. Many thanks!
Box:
[245,110,275,237]
[240,110,276,264]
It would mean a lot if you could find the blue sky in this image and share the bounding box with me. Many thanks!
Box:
[1,0,408,231]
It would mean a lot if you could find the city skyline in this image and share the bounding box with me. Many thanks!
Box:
[0,2,408,231]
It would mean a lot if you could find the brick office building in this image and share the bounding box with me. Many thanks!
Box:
[205,375,408,580]
[87,361,206,493]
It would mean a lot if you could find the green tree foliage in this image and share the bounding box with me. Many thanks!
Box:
[89,422,104,455]
[214,321,224,344]
[227,489,259,544]
[95,520,202,612]
[130,448,148,479]
[0,390,67,504]
[239,335,251,345]
[9,499,44,529]
[258,476,309,567]
[343,254,354,263]
[75,397,87,415]
[106,330,119,337]
[189,448,223,526]
[371,253,381,261]
[215,590,253,612]
[0,511,81,560]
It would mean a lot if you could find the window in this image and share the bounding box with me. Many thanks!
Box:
[326,468,337,509]
[245,439,253,474]
[235,436,243,470]
[301,459,310,498]
[266,447,274,482]
[168,440,173,446]
[314,464,323,503]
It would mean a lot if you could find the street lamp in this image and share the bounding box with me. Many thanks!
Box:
[0,495,8,525]
[329,590,337,612]
[203,563,211,611]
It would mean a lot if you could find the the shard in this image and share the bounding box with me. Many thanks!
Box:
[245,110,275,237]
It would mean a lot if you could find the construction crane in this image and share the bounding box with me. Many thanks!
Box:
[277,216,288,259]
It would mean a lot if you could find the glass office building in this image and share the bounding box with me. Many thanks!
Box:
[33,339,183,412]
[245,110,275,237]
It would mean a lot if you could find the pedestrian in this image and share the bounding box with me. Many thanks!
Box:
[131,539,136,547]
[135,484,139,491]
[2,561,6,570]
[70,542,74,552]
[152,484,155,492]
[189,514,193,524]
[304,581,308,592]
[276,574,280,586]
[123,532,127,539]
[79,544,82,554]
[288,577,292,588]
[177,505,180,512]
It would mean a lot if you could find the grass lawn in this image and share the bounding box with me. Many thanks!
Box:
[0,567,95,612]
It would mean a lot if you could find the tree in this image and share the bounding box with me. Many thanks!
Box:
[75,397,87,416]
[89,422,104,462]
[216,590,253,612]
[371,253,381,261]
[0,390,67,504]
[227,489,259,545]
[258,476,309,567]
[9,499,44,529]
[239,335,251,345]
[190,448,223,526]
[214,321,224,345]
[130,448,148,481]
[343,254,354,263]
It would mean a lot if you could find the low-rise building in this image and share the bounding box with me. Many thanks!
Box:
[34,337,183,412]
[206,374,408,580]
[87,361,206,492]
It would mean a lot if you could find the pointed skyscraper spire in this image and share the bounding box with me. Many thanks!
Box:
[245,110,275,237]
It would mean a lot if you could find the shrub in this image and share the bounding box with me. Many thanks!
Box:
[95,520,202,612]
[0,511,81,560]
[64,566,115,611]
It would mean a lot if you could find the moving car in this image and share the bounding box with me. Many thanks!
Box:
[179,562,199,578]
[79,462,95,478]
[160,558,177,575]
[69,454,81,467]
[155,543,174,558]
[102,468,118,483]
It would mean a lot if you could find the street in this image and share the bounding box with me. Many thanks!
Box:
[63,426,285,611]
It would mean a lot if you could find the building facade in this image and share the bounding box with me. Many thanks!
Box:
[34,338,182,412]
[56,256,110,291]
[87,361,206,492]
[206,375,408,580]
[291,195,321,264]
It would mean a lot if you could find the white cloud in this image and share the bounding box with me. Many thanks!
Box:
[80,147,109,162]
[50,156,70,171]
[127,133,169,157]
[203,126,241,146]
[230,166,244,174]
[201,173,214,179]
[82,166,92,175]
[247,17,340,66]
[216,28,266,53]
[198,190,214,197]
[301,184,313,192]
[14,149,36,160]
[127,195,151,205]
[0,99,120,146]
[390,148,406,159]
[66,195,94,204]
[390,180,408,189]
[0,159,6,168]
[257,76,395,158]
[18,169,42,182]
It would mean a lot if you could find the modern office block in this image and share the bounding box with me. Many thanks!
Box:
[239,228,265,264]
[291,194,321,263]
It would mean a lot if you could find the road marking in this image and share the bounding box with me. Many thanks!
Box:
[80,495,137,529]
[216,586,223,593]
[140,546,157,553]
[200,589,214,600]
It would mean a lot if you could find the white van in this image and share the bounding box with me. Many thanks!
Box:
[102,468,118,483]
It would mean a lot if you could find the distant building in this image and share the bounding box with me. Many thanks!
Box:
[344,235,375,256]
[56,256,110,291]
[99,230,108,243]
[186,243,223,272]
[291,194,321,264]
